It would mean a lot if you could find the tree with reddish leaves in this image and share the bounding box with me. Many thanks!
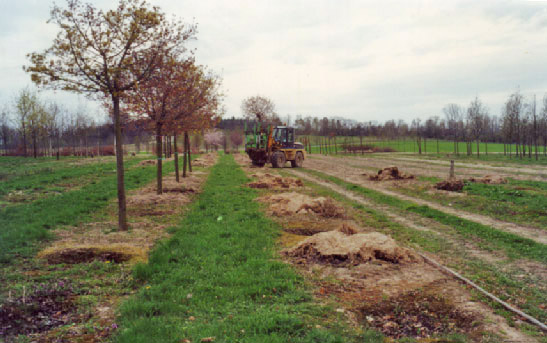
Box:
[125,58,222,191]
[229,130,244,152]
[169,64,223,179]
[25,0,196,230]
[124,57,192,194]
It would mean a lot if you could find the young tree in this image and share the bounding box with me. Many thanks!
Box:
[25,0,196,230]
[230,130,244,151]
[204,130,223,151]
[14,88,38,157]
[27,100,49,158]
[0,106,11,155]
[467,96,487,157]
[443,103,464,155]
[241,95,279,125]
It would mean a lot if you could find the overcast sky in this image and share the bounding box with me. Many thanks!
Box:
[1,0,547,123]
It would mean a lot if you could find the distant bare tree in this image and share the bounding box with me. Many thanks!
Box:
[467,96,488,157]
[241,95,280,125]
[0,106,11,154]
[443,103,464,155]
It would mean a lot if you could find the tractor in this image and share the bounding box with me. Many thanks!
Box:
[244,123,306,168]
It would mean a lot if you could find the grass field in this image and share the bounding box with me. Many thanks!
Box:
[1,151,545,342]
[298,136,547,164]
[115,154,356,343]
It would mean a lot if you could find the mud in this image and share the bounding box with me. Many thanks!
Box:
[248,172,304,189]
[367,166,415,181]
[260,192,345,218]
[435,179,464,191]
[286,231,421,266]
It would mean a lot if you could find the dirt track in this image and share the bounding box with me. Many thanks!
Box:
[305,155,547,245]
[314,154,546,182]
[234,154,536,342]
[377,155,547,177]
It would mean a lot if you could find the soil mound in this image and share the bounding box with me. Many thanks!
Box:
[248,173,304,189]
[435,179,464,192]
[368,166,415,181]
[38,244,144,264]
[261,193,344,218]
[286,231,420,266]
[467,175,507,184]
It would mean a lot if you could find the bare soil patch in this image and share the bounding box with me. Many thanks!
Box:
[248,172,304,189]
[37,245,139,264]
[359,287,478,339]
[0,280,81,338]
[285,231,421,266]
[435,178,464,191]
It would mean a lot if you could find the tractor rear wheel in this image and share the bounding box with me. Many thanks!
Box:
[271,151,286,168]
[291,152,304,168]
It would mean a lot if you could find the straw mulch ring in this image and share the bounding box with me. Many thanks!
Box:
[285,230,421,266]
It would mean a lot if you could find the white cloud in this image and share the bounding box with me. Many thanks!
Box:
[1,0,547,123]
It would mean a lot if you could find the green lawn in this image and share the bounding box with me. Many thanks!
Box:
[297,136,547,164]
[0,157,169,263]
[115,154,355,343]
[0,157,148,205]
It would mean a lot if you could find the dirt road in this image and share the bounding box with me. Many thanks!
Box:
[374,155,547,179]
[313,154,546,182]
[305,155,547,245]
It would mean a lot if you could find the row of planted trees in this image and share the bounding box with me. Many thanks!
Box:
[287,91,547,160]
[438,91,547,159]
[24,0,223,230]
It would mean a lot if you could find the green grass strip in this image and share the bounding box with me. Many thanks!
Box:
[115,154,350,343]
[0,158,177,263]
[0,158,144,197]
[301,169,547,263]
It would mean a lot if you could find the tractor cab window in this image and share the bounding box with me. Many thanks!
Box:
[287,129,294,144]
[273,128,285,143]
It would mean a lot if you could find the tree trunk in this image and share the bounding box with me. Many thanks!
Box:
[22,122,27,157]
[186,132,192,173]
[156,125,163,195]
[476,139,480,157]
[32,129,37,158]
[112,95,128,231]
[183,133,187,178]
[174,132,179,183]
